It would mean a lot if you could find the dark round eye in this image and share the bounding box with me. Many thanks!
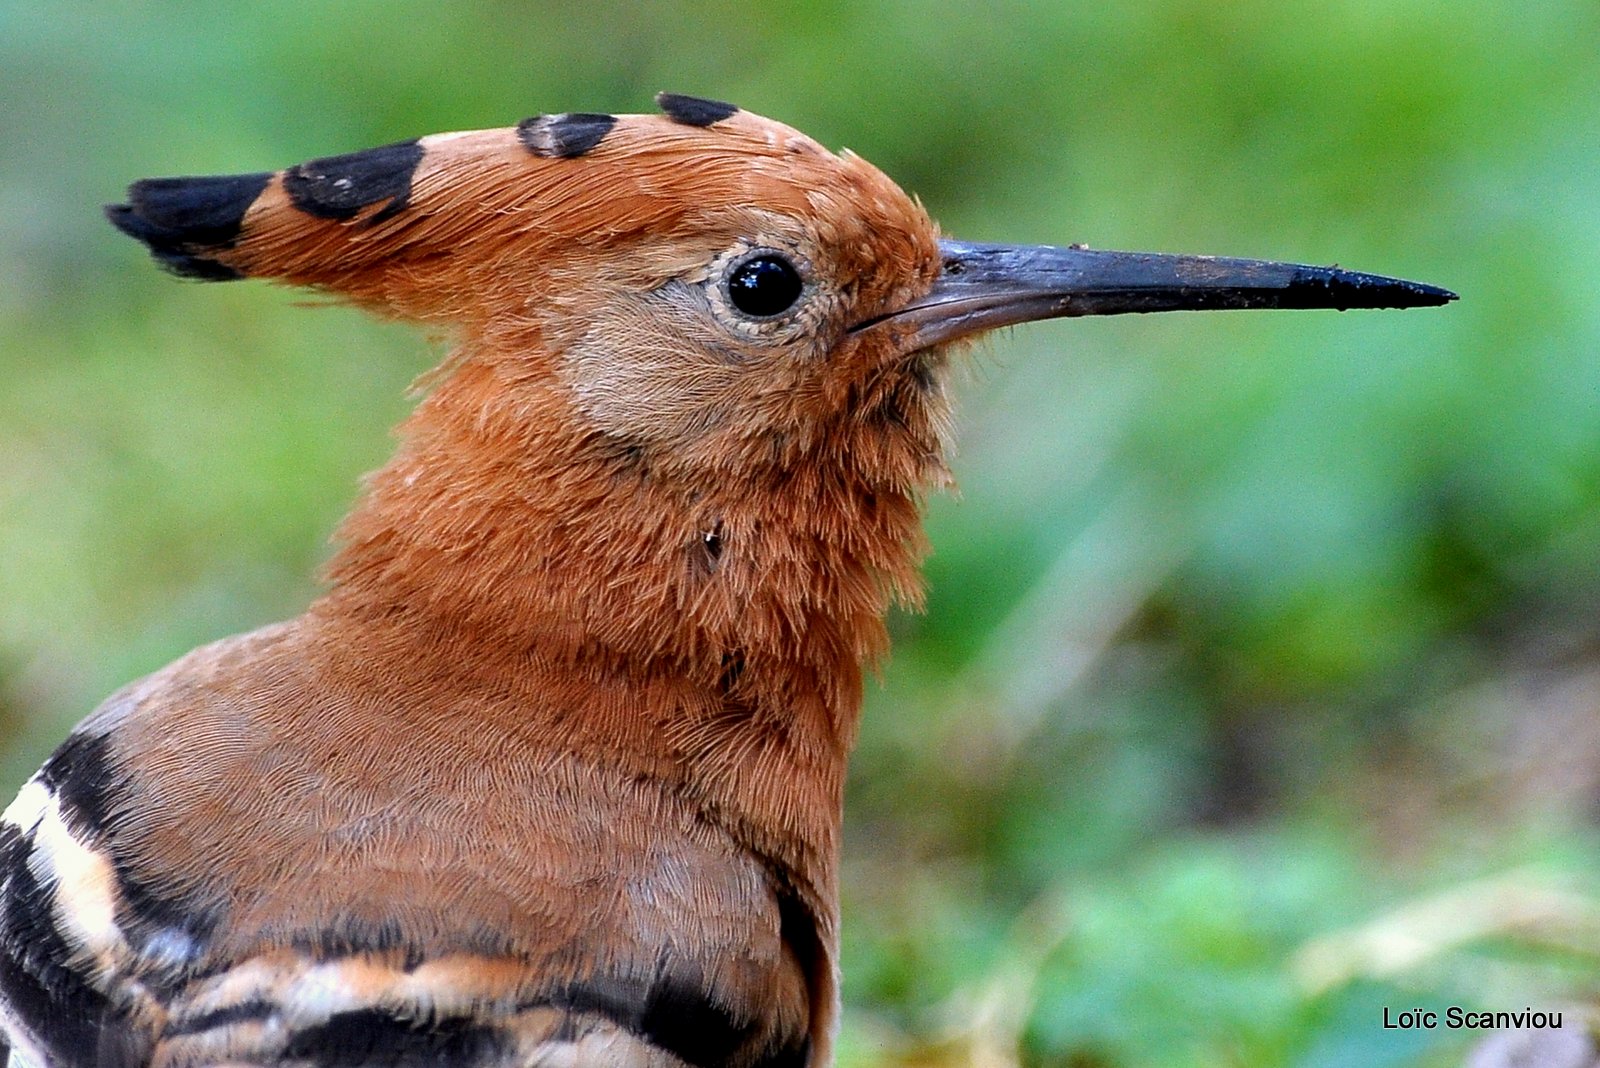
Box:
[726,254,804,318]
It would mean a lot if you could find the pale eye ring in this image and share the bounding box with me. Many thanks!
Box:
[724,252,805,318]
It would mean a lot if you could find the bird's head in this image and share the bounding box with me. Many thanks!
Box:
[108,93,1452,479]
[108,95,954,475]
[106,94,1454,674]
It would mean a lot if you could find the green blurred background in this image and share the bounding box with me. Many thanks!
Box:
[1,2,1596,1064]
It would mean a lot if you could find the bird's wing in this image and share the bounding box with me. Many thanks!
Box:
[0,726,159,1067]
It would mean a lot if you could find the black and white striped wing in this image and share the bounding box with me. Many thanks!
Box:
[0,733,152,1067]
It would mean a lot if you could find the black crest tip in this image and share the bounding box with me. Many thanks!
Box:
[105,171,270,281]
[282,139,424,223]
[655,93,739,127]
[517,113,618,159]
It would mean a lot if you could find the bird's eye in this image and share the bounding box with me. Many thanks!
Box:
[726,254,804,318]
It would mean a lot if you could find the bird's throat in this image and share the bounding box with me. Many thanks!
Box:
[302,347,947,1014]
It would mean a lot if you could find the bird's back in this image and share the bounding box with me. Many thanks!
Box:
[0,609,821,1067]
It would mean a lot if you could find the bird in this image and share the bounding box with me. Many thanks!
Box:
[0,93,1454,1068]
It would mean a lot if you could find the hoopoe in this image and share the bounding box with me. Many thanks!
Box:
[0,93,1453,1068]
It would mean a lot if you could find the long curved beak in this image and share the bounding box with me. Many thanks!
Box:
[857,239,1457,351]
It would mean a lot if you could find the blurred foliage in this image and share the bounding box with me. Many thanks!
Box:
[1,1,1597,1065]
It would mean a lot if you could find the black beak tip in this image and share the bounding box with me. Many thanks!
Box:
[1290,265,1458,310]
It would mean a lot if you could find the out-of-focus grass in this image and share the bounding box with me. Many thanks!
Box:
[2,2,1596,1064]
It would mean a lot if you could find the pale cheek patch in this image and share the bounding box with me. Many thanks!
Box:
[561,288,753,447]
